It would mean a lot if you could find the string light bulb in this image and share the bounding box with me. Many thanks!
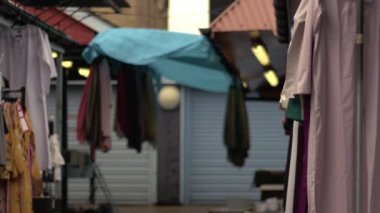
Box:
[78,68,90,78]
[52,51,58,59]
[263,69,279,87]
[242,81,249,88]
[61,61,73,69]
[251,44,270,66]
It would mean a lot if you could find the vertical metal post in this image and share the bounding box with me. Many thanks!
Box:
[56,53,68,213]
[355,0,364,212]
[286,0,293,41]
[62,70,68,213]
[179,87,186,204]
[90,155,96,205]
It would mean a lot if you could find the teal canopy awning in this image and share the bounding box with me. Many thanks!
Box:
[82,28,233,93]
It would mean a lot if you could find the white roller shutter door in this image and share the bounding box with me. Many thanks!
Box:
[184,89,289,204]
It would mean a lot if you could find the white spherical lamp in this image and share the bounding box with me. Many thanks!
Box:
[158,85,180,110]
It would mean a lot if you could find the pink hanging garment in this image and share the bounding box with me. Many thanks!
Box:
[363,1,380,212]
[98,59,112,152]
[294,0,357,212]
[76,64,95,144]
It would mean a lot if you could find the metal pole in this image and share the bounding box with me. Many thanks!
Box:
[56,54,68,213]
[62,67,68,213]
[355,0,364,212]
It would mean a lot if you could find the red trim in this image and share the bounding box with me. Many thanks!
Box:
[23,7,96,45]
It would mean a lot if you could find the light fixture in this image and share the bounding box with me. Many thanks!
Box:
[52,51,58,59]
[251,44,270,66]
[158,85,180,111]
[242,81,249,89]
[61,60,73,69]
[263,69,279,87]
[78,68,90,78]
[250,31,260,39]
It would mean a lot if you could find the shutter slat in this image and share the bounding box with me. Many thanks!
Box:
[186,90,289,204]
[47,85,154,205]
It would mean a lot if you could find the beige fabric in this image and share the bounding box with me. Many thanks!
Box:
[305,0,357,212]
[99,59,112,151]
[307,94,316,213]
[279,0,309,109]
[363,1,380,212]
[282,0,380,212]
[49,134,65,181]
[281,0,359,212]
[285,121,300,213]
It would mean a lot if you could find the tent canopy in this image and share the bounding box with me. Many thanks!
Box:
[82,28,233,92]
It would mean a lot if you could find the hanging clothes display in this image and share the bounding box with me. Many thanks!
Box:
[142,71,157,144]
[81,28,254,166]
[281,0,354,210]
[292,96,309,213]
[279,0,380,212]
[48,134,65,181]
[0,25,57,170]
[85,60,102,150]
[99,59,112,151]
[77,59,157,153]
[77,58,112,152]
[0,100,42,213]
[0,70,5,167]
[224,80,250,167]
[284,121,299,213]
[279,0,309,110]
[77,61,95,144]
[114,64,157,152]
[362,0,380,212]
[282,117,293,209]
[121,66,143,151]
[0,102,5,166]
[282,96,306,213]
[113,64,130,143]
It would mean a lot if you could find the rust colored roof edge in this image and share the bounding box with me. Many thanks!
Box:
[210,0,277,34]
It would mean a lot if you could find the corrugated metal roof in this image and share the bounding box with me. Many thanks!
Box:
[210,0,276,33]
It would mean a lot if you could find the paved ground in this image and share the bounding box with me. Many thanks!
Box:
[70,205,285,213]
[116,206,224,213]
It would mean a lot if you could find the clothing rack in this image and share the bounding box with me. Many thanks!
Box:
[282,0,364,211]
[0,6,67,212]
[1,87,26,109]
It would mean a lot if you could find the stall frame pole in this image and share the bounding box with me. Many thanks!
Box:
[55,53,68,213]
